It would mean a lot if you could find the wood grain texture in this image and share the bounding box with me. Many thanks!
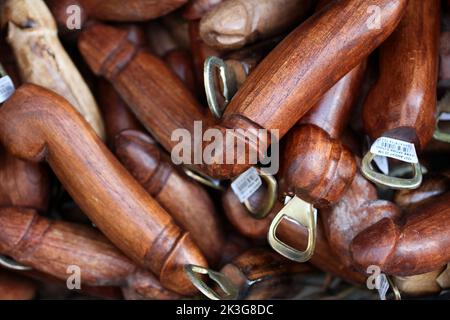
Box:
[78,23,214,162]
[1,0,106,139]
[0,207,180,299]
[97,79,143,148]
[0,84,207,295]
[202,0,408,178]
[163,49,197,95]
[0,149,49,213]
[278,64,365,207]
[183,0,223,20]
[351,191,450,276]
[321,173,401,267]
[362,0,439,150]
[219,248,311,299]
[115,130,226,266]
[199,0,313,50]
[0,269,37,300]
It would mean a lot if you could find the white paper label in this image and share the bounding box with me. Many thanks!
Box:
[378,274,390,300]
[371,137,418,164]
[439,112,450,121]
[373,155,389,175]
[231,167,262,203]
[0,76,14,103]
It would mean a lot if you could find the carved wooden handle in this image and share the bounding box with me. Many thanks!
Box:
[199,0,313,50]
[0,149,49,212]
[115,130,225,266]
[351,191,450,276]
[201,0,407,178]
[0,207,180,299]
[78,22,214,158]
[0,84,207,295]
[2,0,106,139]
[362,0,439,151]
[220,248,311,299]
[321,173,401,267]
[0,269,37,300]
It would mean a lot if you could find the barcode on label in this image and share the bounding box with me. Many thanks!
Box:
[371,137,418,164]
[0,76,15,103]
[231,167,262,203]
[377,274,390,300]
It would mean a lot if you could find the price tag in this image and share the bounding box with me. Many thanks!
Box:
[377,274,390,300]
[371,137,418,164]
[373,155,389,175]
[0,76,14,103]
[231,167,262,203]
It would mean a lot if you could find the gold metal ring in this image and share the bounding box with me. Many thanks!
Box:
[184,265,239,300]
[182,166,225,191]
[204,56,237,119]
[0,255,32,271]
[268,196,317,263]
[361,151,422,190]
[243,169,278,219]
[387,276,402,300]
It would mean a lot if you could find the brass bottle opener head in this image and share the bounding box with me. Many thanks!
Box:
[268,196,317,263]
[184,264,239,300]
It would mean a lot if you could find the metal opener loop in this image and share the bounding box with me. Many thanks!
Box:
[0,255,32,271]
[182,166,225,191]
[434,92,450,143]
[184,265,239,300]
[243,169,278,219]
[386,276,402,301]
[268,196,317,263]
[204,56,237,119]
[361,151,422,190]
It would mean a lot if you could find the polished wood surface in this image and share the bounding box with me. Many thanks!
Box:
[163,49,197,95]
[115,129,225,266]
[204,0,408,178]
[0,84,207,295]
[0,207,180,299]
[199,0,312,50]
[0,150,49,213]
[220,248,311,299]
[1,0,106,139]
[278,64,365,207]
[362,0,439,150]
[97,79,143,148]
[0,269,37,300]
[351,191,450,276]
[321,173,401,267]
[79,23,214,161]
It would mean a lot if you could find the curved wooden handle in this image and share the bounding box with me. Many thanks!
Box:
[199,0,313,50]
[0,207,180,299]
[351,191,450,276]
[2,0,106,139]
[0,149,49,212]
[78,22,213,158]
[0,84,207,295]
[362,0,439,150]
[321,173,401,267]
[0,269,36,300]
[220,248,310,299]
[115,130,225,266]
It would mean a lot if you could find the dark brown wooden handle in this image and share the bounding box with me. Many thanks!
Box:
[351,191,450,276]
[115,129,226,266]
[0,84,207,295]
[163,49,197,96]
[201,0,408,178]
[79,22,214,158]
[0,207,180,299]
[0,269,36,300]
[321,173,401,267]
[0,149,49,212]
[362,0,439,150]
[220,248,311,299]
